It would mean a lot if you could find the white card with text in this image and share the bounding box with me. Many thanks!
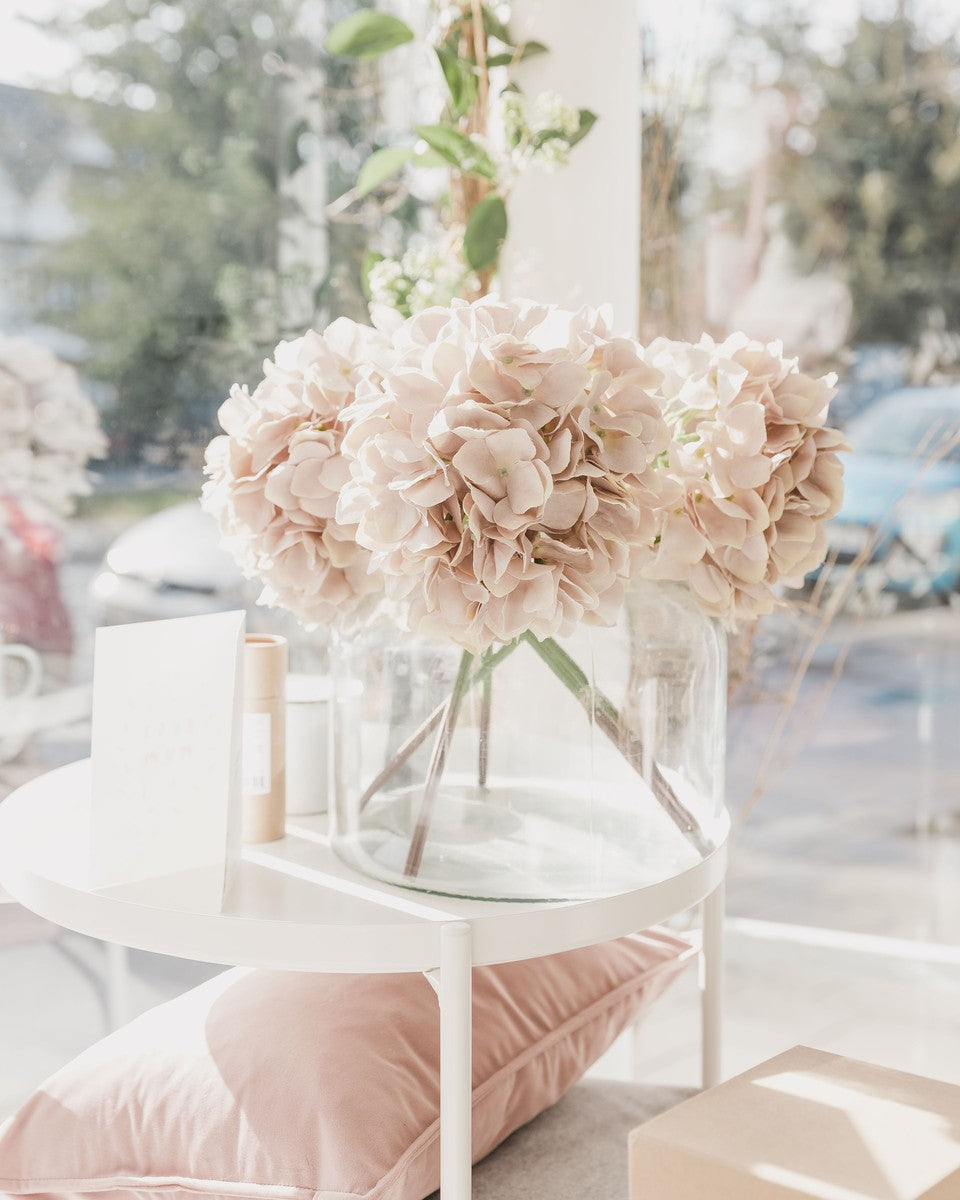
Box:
[90,610,245,912]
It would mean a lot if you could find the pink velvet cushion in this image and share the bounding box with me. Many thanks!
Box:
[0,930,692,1200]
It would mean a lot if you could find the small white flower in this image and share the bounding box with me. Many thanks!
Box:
[534,136,570,170]
[501,91,528,148]
[368,238,477,319]
[533,91,580,139]
[368,258,408,310]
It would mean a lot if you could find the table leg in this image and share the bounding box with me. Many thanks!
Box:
[700,881,724,1089]
[105,940,131,1031]
[439,921,472,1200]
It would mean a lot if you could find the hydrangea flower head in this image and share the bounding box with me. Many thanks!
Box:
[641,333,847,620]
[202,318,389,627]
[338,297,670,652]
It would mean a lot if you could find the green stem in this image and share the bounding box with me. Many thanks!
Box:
[521,631,620,735]
[403,649,474,876]
[478,661,492,789]
[522,633,714,857]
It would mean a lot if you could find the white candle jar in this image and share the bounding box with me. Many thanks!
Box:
[285,674,334,816]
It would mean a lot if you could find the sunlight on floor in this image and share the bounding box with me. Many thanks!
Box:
[596,923,960,1090]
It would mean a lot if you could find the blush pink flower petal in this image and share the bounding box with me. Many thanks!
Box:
[202,320,389,629]
[641,332,847,621]
[339,297,671,652]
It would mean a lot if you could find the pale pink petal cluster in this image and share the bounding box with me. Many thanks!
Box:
[641,332,847,620]
[0,335,106,555]
[202,319,388,627]
[339,298,669,653]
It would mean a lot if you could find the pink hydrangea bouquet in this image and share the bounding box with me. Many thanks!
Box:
[203,297,845,867]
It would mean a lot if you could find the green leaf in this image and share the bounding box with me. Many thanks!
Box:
[464,193,507,270]
[361,251,385,301]
[569,108,598,148]
[415,124,496,181]
[326,11,414,59]
[486,40,548,66]
[436,45,478,118]
[355,145,413,197]
[531,126,564,149]
[412,149,449,168]
[533,111,598,152]
[481,5,512,45]
[441,26,462,57]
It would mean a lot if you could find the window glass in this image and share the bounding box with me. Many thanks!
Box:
[3,0,960,1106]
[0,0,405,1108]
[643,0,960,950]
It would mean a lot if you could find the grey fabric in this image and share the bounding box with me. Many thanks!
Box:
[427,1079,694,1200]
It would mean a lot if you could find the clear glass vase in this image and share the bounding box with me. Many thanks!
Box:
[330,580,726,901]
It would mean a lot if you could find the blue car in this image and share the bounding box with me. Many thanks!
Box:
[826,386,960,600]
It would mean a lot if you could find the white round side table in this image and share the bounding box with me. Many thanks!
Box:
[0,759,728,1200]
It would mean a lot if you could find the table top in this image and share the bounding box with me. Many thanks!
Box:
[0,759,728,973]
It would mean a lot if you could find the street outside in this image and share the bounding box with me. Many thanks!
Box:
[729,606,960,943]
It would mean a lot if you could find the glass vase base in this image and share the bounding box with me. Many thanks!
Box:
[333,774,704,902]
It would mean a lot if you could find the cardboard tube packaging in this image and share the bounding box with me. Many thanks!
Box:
[242,635,287,843]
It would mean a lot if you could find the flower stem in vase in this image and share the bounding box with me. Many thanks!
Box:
[478,663,492,789]
[521,633,715,858]
[359,638,519,812]
[359,703,445,813]
[404,649,474,877]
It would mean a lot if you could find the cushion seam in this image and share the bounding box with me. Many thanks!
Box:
[0,1176,323,1198]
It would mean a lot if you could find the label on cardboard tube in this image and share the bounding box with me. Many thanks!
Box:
[242,712,272,795]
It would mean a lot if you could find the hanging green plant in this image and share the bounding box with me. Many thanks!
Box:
[326,1,599,313]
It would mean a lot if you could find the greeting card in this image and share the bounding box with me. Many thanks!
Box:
[90,611,245,912]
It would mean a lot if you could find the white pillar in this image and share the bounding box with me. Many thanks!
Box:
[499,0,641,333]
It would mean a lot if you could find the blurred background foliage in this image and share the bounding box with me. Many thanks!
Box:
[758,10,960,345]
[18,0,960,463]
[28,0,396,461]
[643,3,960,355]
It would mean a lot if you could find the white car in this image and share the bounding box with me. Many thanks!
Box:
[89,501,252,624]
[88,496,314,648]
[88,502,320,663]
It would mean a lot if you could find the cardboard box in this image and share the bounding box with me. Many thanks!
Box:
[629,1046,960,1199]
